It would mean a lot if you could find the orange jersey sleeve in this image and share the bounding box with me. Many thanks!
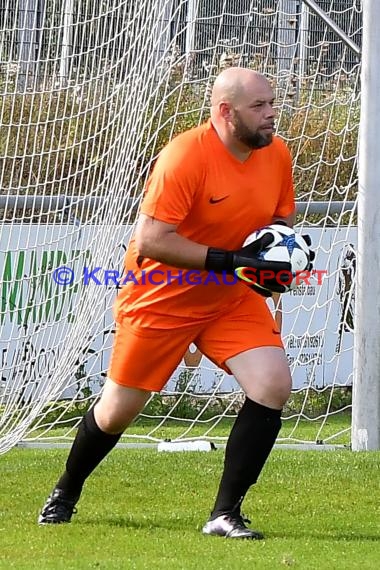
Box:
[272,138,296,219]
[140,129,206,225]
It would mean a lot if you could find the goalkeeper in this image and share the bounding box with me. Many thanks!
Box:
[38,67,313,539]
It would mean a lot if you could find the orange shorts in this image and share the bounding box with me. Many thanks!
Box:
[108,292,283,392]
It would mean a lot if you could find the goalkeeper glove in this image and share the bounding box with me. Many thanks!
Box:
[205,231,292,297]
[301,233,315,271]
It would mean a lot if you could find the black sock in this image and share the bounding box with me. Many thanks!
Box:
[210,397,282,519]
[56,407,122,497]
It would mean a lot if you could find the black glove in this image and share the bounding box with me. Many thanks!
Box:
[301,233,315,271]
[247,282,275,297]
[205,231,292,296]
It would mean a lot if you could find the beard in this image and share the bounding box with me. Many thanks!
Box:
[232,111,273,149]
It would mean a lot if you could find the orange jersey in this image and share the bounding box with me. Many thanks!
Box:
[114,120,295,327]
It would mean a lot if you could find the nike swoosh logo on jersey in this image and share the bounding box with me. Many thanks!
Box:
[209,195,229,204]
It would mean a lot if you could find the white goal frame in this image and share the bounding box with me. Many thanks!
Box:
[352,0,380,451]
[1,0,377,452]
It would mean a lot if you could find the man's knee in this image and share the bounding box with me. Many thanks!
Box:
[94,380,151,434]
[227,347,292,409]
[94,406,130,434]
[269,374,292,407]
[245,372,291,409]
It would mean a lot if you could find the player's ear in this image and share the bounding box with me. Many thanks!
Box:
[219,101,233,122]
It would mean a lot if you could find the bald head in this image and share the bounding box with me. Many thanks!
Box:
[211,67,271,107]
[210,67,276,153]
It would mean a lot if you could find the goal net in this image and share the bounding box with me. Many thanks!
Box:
[0,0,361,453]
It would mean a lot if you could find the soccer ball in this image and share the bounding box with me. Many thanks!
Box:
[242,223,311,291]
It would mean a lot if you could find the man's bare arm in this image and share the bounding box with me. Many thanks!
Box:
[135,214,208,269]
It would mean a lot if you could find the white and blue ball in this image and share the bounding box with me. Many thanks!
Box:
[243,224,311,291]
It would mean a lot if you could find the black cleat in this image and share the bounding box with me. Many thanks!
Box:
[38,488,79,525]
[202,513,264,540]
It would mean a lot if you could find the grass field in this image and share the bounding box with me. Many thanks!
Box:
[1,446,379,570]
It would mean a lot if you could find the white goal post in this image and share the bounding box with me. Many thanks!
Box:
[0,0,373,453]
[352,0,380,451]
